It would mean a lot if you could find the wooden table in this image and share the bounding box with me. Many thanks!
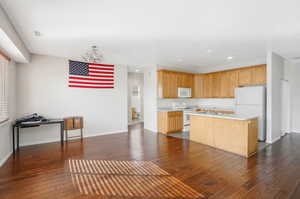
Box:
[12,119,64,154]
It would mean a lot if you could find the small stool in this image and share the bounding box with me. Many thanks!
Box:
[64,116,83,141]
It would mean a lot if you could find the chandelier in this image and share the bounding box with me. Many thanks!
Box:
[82,45,104,64]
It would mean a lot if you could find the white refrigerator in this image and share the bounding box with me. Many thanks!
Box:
[235,86,266,141]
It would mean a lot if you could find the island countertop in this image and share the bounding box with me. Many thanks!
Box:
[188,112,258,121]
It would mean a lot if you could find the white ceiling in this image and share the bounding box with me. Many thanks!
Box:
[1,0,300,71]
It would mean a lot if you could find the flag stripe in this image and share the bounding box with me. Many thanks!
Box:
[89,63,114,67]
[69,85,114,89]
[70,74,113,80]
[89,67,114,71]
[70,76,114,81]
[89,74,113,78]
[69,81,114,85]
[88,70,114,74]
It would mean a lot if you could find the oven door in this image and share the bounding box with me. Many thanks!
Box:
[183,112,191,125]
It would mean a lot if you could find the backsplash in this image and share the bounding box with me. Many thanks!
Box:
[197,98,236,110]
[157,98,199,108]
[158,98,236,110]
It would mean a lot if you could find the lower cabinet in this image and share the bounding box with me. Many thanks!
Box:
[190,115,258,157]
[158,111,183,134]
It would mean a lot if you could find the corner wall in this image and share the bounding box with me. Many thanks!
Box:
[266,52,285,143]
[16,54,128,146]
[143,66,157,132]
[0,60,16,167]
[284,61,300,133]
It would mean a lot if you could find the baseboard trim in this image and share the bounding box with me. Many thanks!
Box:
[144,127,157,133]
[0,151,13,168]
[266,136,282,144]
[20,129,128,147]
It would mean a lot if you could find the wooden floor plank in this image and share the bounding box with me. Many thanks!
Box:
[0,123,300,199]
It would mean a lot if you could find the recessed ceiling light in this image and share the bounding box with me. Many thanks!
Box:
[227,56,233,60]
[135,69,140,72]
[34,30,42,37]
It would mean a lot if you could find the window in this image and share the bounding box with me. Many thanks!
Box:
[0,55,8,123]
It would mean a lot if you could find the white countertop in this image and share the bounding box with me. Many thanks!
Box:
[189,112,258,121]
[157,107,198,112]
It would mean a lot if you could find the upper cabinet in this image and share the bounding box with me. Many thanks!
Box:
[237,65,266,86]
[158,64,266,99]
[158,70,193,98]
[194,70,238,98]
[220,70,238,98]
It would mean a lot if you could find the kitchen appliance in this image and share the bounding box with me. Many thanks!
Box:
[178,88,192,98]
[182,108,194,132]
[235,86,266,141]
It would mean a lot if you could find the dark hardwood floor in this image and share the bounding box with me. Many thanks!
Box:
[0,123,300,199]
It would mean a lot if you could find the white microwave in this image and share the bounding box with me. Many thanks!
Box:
[178,88,192,98]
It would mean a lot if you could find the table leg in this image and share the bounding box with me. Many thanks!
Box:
[61,122,64,145]
[17,127,20,151]
[80,128,83,140]
[12,126,15,155]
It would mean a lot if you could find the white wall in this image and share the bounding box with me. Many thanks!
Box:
[16,54,128,146]
[143,66,157,132]
[0,60,16,167]
[284,60,300,133]
[266,52,285,143]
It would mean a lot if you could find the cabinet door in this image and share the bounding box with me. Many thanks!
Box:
[203,74,213,98]
[177,73,193,88]
[238,68,252,86]
[176,73,184,88]
[252,65,266,85]
[193,74,204,98]
[212,72,221,98]
[158,71,178,98]
[185,74,194,88]
[168,72,178,98]
[220,71,229,98]
[167,111,183,132]
[220,70,237,98]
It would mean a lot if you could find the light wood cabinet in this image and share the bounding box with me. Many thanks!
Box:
[193,74,205,98]
[158,111,183,134]
[251,65,266,85]
[194,71,238,98]
[212,72,221,98]
[220,70,238,98]
[158,70,193,98]
[238,64,266,86]
[158,64,266,99]
[190,115,258,157]
[203,74,213,98]
[157,70,177,98]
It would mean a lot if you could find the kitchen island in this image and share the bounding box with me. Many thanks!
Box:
[189,112,258,157]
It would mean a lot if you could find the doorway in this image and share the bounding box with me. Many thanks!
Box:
[128,69,144,126]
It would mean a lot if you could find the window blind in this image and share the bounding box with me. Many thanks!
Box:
[0,55,8,123]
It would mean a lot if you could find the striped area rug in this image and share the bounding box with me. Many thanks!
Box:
[68,159,203,198]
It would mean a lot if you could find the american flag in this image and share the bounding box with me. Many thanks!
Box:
[68,60,114,89]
